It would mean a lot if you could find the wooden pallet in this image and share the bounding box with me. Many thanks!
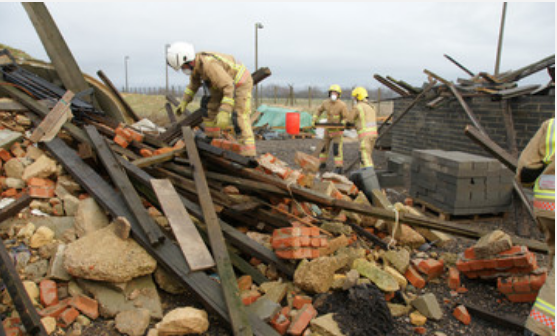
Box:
[414,198,508,223]
[286,132,314,139]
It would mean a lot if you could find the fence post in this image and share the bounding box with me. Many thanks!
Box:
[308,86,312,108]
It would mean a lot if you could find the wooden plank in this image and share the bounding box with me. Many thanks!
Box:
[22,3,91,103]
[151,179,215,271]
[0,82,89,145]
[498,54,555,82]
[182,126,253,336]
[423,69,452,86]
[444,54,475,77]
[0,98,26,112]
[158,108,205,143]
[386,76,421,94]
[462,302,525,331]
[132,148,186,168]
[464,125,517,172]
[448,83,487,134]
[30,90,74,143]
[373,74,410,96]
[42,136,279,336]
[85,125,165,245]
[97,70,141,122]
[165,102,178,124]
[0,194,47,336]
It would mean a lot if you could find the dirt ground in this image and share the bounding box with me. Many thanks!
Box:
[75,137,546,336]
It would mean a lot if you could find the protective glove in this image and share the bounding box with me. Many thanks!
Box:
[311,119,316,128]
[216,110,231,130]
[175,101,189,116]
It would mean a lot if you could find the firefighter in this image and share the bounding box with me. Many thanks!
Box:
[347,87,377,170]
[166,42,256,157]
[313,84,349,174]
[517,118,555,336]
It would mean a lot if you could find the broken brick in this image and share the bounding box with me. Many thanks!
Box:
[271,308,292,335]
[68,295,99,320]
[453,305,471,325]
[139,148,153,157]
[415,259,444,279]
[4,327,22,336]
[448,267,461,290]
[57,307,79,327]
[39,279,58,307]
[27,178,55,198]
[0,148,13,162]
[113,134,129,148]
[38,298,70,318]
[241,290,261,306]
[287,304,317,336]
[237,275,253,291]
[405,266,426,289]
[292,295,312,310]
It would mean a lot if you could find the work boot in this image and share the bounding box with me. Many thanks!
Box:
[333,167,343,175]
[319,163,326,170]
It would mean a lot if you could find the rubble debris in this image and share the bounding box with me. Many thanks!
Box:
[156,307,209,336]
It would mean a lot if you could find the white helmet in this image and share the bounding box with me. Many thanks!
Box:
[166,42,196,72]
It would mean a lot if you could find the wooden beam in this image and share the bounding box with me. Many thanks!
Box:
[423,69,452,86]
[386,76,421,94]
[165,102,178,125]
[42,136,279,336]
[443,54,475,77]
[131,148,187,168]
[22,3,91,103]
[251,67,272,85]
[97,70,141,122]
[448,83,487,134]
[182,126,253,336]
[498,54,555,83]
[29,90,74,143]
[464,125,517,172]
[158,108,205,143]
[0,82,89,144]
[151,179,215,271]
[373,74,410,96]
[0,194,31,223]
[462,302,525,331]
[85,125,165,245]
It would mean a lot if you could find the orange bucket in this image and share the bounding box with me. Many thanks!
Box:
[286,112,300,135]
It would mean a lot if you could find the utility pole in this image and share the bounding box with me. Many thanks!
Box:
[165,44,170,94]
[124,56,130,92]
[494,2,507,76]
[255,22,264,109]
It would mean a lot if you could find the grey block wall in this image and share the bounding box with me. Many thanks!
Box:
[389,95,555,157]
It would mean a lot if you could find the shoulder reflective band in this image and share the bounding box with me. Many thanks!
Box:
[207,53,247,86]
[544,118,555,164]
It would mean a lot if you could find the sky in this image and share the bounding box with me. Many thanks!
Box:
[0,2,555,92]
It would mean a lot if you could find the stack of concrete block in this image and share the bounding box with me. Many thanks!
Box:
[409,149,513,215]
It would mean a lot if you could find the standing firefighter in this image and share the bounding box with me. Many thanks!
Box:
[166,42,256,157]
[517,118,555,336]
[347,87,377,170]
[313,84,349,174]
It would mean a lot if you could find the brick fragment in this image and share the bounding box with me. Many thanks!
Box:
[38,298,70,318]
[140,149,153,157]
[0,148,13,162]
[113,134,129,148]
[448,267,461,290]
[27,177,56,198]
[405,266,426,289]
[68,295,99,320]
[39,279,58,307]
[292,295,312,310]
[57,307,79,327]
[5,327,22,336]
[287,304,317,336]
[453,305,471,325]
[416,259,444,279]
[271,307,291,335]
[237,275,253,291]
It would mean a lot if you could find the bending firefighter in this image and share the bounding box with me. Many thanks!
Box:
[166,42,256,157]
[313,84,348,174]
[347,87,377,170]
[517,118,555,336]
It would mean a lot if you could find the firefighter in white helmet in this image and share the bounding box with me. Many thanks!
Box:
[517,118,555,336]
[313,84,349,174]
[166,42,256,157]
[346,87,377,170]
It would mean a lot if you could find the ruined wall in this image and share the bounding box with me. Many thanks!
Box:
[389,95,555,157]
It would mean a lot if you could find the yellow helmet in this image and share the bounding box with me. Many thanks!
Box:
[328,84,342,96]
[352,87,368,101]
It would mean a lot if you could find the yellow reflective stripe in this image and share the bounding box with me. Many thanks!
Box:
[184,88,195,97]
[535,298,555,317]
[544,118,555,164]
[534,190,555,200]
[357,105,366,127]
[222,97,235,106]
[207,53,245,84]
[234,65,247,85]
[358,127,377,134]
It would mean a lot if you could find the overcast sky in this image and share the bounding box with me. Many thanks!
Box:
[1,2,555,91]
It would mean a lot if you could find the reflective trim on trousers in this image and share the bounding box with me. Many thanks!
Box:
[533,200,556,211]
[530,308,556,331]
[222,97,235,106]
[328,131,343,137]
[358,131,378,138]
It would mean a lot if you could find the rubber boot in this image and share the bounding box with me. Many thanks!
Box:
[319,163,326,170]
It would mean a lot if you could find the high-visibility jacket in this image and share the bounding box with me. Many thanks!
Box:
[347,101,378,139]
[518,118,555,219]
[314,99,348,138]
[182,52,250,113]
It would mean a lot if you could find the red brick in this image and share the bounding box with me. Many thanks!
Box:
[514,252,536,268]
[139,148,153,157]
[506,293,538,303]
[38,298,70,318]
[463,247,476,260]
[0,148,13,162]
[499,246,526,256]
[448,267,461,290]
[271,312,291,335]
[416,259,444,279]
[113,134,129,148]
[68,295,99,320]
[128,129,144,143]
[405,266,426,289]
[512,275,531,293]
[27,178,55,199]
[5,327,22,336]
[2,317,21,329]
[453,305,471,325]
[468,259,484,271]
[40,279,59,307]
[456,287,468,294]
[2,188,18,198]
[495,257,515,270]
[481,258,497,270]
[497,277,514,294]
[287,304,317,336]
[456,260,471,272]
[241,290,261,306]
[57,307,79,327]
[237,275,252,291]
[11,143,25,158]
[153,147,173,156]
[414,327,426,334]
[292,295,312,310]
[530,272,548,291]
[384,292,395,302]
[173,140,185,149]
